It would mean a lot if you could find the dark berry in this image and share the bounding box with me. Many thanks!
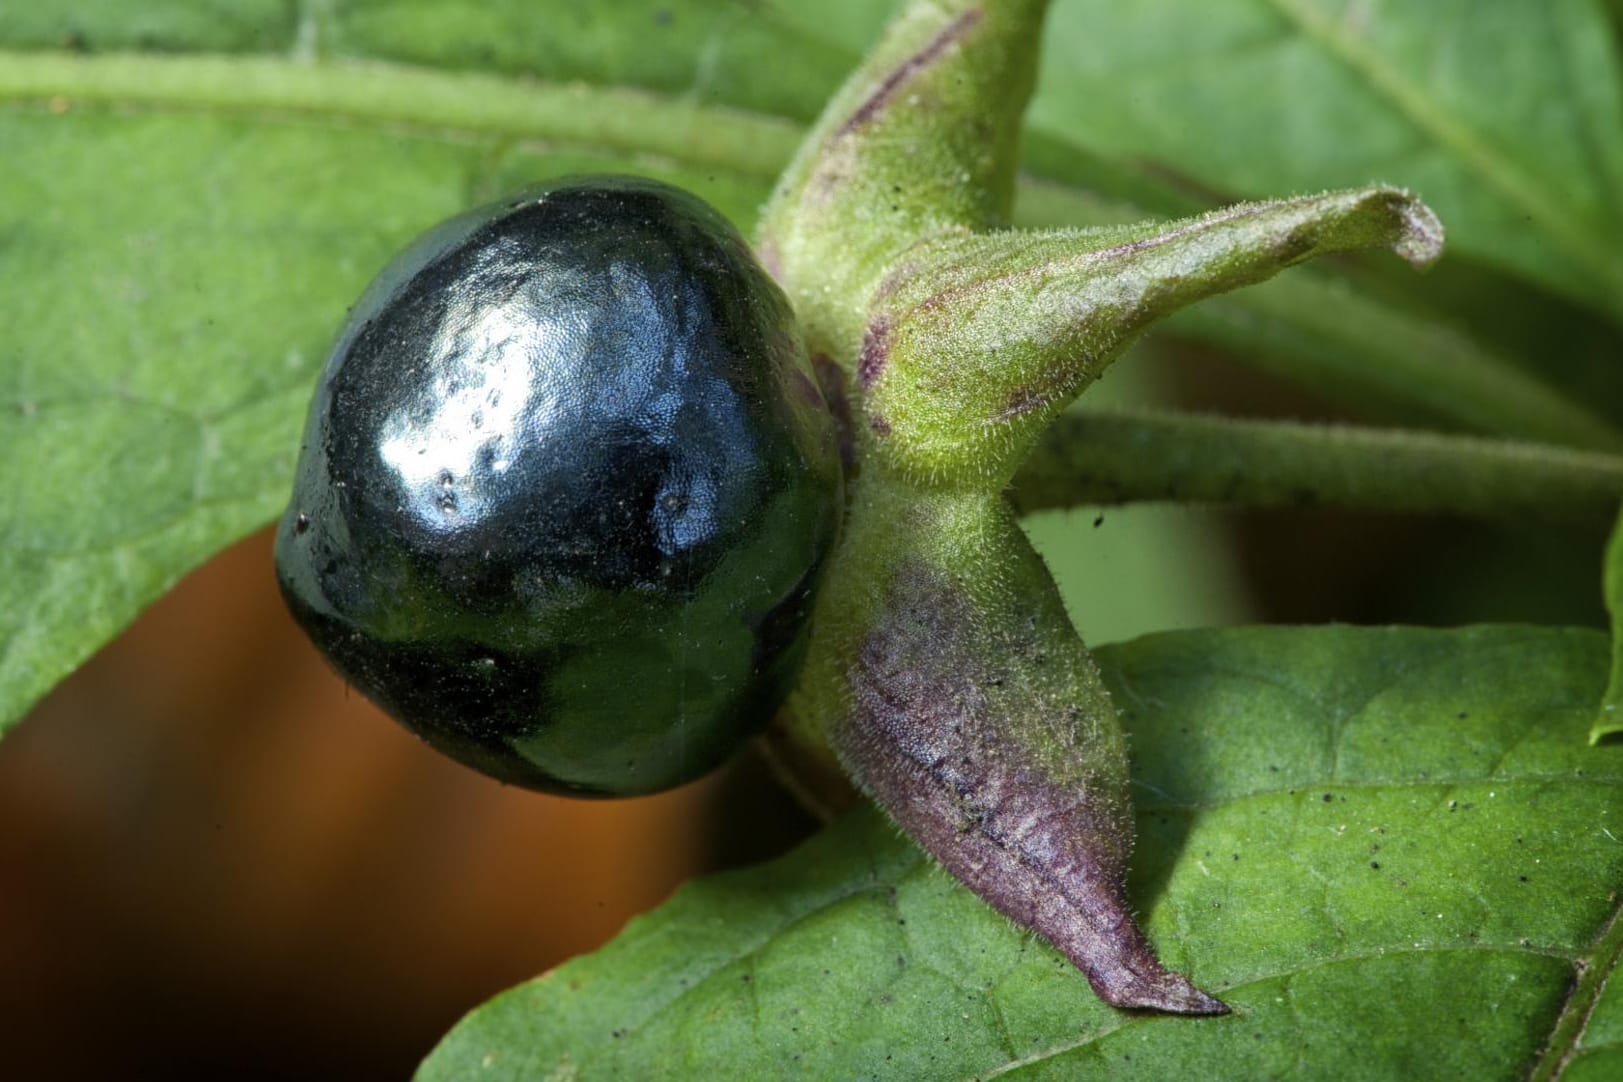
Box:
[275,176,841,795]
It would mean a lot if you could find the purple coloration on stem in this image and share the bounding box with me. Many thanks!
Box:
[835,563,1228,1016]
[858,317,891,389]
[837,8,984,138]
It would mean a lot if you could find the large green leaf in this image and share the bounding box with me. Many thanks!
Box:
[1030,0,1623,322]
[421,625,1623,1081]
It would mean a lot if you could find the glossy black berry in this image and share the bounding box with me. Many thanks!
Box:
[275,176,842,796]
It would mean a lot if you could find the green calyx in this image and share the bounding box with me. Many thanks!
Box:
[757,0,1453,1016]
[860,189,1441,489]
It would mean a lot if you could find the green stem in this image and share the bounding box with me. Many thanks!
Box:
[1015,181,1623,456]
[759,0,1050,363]
[1012,408,1623,525]
[0,50,801,179]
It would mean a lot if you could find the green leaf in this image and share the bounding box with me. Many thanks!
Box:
[1029,0,1623,322]
[421,625,1623,1081]
[1597,503,1623,743]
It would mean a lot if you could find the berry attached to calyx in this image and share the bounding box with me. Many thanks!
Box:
[276,175,842,796]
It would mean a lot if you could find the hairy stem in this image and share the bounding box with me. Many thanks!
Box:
[759,0,1050,363]
[0,50,800,179]
[1012,408,1623,524]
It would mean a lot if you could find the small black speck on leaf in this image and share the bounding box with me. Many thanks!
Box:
[1322,793,1333,803]
[1371,861,1380,870]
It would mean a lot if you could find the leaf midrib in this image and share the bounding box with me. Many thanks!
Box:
[1528,894,1623,1080]
[0,50,802,180]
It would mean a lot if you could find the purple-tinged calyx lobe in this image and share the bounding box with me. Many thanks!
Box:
[827,493,1228,1015]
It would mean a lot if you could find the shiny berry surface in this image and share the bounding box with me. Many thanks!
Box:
[275,176,841,795]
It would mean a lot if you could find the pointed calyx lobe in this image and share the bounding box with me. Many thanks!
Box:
[861,188,1444,488]
[836,497,1227,1014]
[758,0,1443,1021]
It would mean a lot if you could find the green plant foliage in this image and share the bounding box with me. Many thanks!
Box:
[1030,0,1623,321]
[422,626,1623,1081]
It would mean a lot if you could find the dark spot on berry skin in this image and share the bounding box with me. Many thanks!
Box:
[275,176,842,796]
[858,317,891,389]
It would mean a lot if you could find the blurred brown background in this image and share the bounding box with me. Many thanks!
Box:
[0,527,818,1080]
